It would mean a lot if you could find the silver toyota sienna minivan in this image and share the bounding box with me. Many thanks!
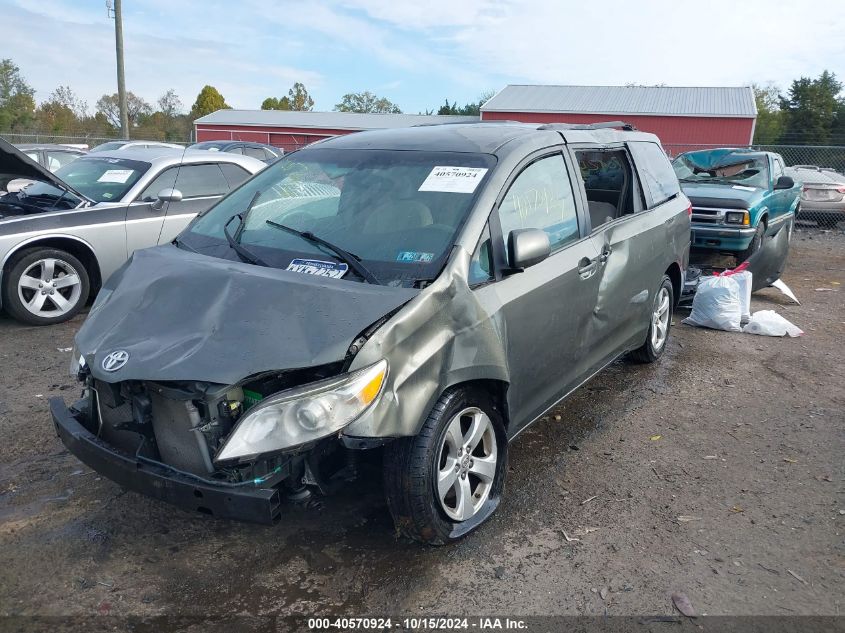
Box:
[51,122,690,543]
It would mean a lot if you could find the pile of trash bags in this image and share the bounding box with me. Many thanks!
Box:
[683,263,803,337]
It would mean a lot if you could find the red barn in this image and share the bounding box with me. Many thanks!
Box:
[480,85,757,152]
[193,111,479,153]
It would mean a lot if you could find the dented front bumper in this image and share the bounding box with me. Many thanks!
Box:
[49,397,283,524]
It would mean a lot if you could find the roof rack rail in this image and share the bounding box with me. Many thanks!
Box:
[537,121,637,131]
[411,120,521,127]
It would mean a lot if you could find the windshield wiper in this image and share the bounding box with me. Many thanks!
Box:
[265,219,381,285]
[223,191,269,267]
[172,235,198,253]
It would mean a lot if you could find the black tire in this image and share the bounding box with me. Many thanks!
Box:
[2,247,90,325]
[629,275,673,364]
[383,386,507,544]
[737,222,765,262]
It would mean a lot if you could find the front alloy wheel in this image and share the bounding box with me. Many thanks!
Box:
[2,247,90,325]
[384,387,507,544]
[436,407,497,522]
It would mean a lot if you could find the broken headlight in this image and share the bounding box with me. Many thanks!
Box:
[724,210,749,225]
[214,359,387,463]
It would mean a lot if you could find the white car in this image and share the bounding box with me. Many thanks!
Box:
[0,139,265,325]
[89,140,184,153]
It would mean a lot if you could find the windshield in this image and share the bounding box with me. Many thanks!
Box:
[23,157,150,203]
[192,142,225,151]
[90,142,128,152]
[673,152,769,189]
[182,148,496,286]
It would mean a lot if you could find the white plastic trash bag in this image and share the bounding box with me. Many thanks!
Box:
[683,275,743,332]
[729,271,753,322]
[743,310,804,337]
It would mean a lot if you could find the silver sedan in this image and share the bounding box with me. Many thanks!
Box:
[0,142,265,324]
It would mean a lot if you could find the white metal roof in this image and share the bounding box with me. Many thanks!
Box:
[194,110,480,130]
[482,85,757,118]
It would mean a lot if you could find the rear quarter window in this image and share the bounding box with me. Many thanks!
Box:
[629,142,680,207]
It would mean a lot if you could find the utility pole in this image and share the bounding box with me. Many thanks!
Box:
[107,0,129,139]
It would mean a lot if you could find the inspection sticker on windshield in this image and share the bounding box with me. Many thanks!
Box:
[418,166,488,194]
[732,185,757,191]
[286,258,348,279]
[97,169,134,184]
[397,251,434,263]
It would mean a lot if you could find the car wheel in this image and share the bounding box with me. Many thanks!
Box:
[629,275,673,364]
[383,386,507,544]
[738,222,765,262]
[2,248,90,325]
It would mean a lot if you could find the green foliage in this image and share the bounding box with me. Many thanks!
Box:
[190,85,230,119]
[334,91,401,114]
[262,96,291,110]
[0,58,36,131]
[778,70,844,145]
[752,83,784,144]
[96,91,153,128]
[288,82,314,111]
[261,82,314,112]
[435,90,496,116]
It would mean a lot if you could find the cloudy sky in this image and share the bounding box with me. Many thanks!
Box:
[4,0,845,115]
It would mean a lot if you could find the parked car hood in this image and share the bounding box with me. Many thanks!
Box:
[75,245,419,385]
[0,137,91,201]
[680,181,765,210]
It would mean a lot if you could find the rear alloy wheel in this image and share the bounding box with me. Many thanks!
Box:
[383,387,507,544]
[2,248,90,325]
[629,275,673,363]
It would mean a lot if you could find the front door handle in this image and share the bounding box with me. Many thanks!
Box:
[578,257,597,278]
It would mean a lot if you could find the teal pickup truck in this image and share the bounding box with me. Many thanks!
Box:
[672,148,801,261]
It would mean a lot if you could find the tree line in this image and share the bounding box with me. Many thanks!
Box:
[753,70,845,145]
[6,55,841,147]
[0,57,500,142]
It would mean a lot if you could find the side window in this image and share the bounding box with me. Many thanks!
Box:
[139,167,178,202]
[46,151,80,171]
[469,223,494,286]
[773,157,785,179]
[225,146,244,155]
[498,154,579,254]
[243,146,265,160]
[173,164,230,198]
[628,142,680,207]
[220,163,251,189]
[575,148,638,230]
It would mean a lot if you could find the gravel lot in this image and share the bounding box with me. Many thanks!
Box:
[0,231,843,624]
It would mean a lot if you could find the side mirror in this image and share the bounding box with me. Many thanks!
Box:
[151,187,182,210]
[508,228,551,271]
[774,175,794,190]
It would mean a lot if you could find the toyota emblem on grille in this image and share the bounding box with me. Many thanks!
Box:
[102,350,130,372]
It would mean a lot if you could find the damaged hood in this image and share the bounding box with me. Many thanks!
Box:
[0,137,90,200]
[680,181,764,210]
[76,246,418,384]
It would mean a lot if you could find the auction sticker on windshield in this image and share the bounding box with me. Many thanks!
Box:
[286,258,348,279]
[97,169,135,183]
[418,166,488,194]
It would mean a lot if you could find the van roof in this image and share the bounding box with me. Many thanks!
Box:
[314,122,661,156]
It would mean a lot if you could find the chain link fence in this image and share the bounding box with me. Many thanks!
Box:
[0,132,189,148]
[664,143,845,230]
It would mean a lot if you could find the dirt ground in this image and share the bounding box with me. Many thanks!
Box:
[0,231,843,625]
